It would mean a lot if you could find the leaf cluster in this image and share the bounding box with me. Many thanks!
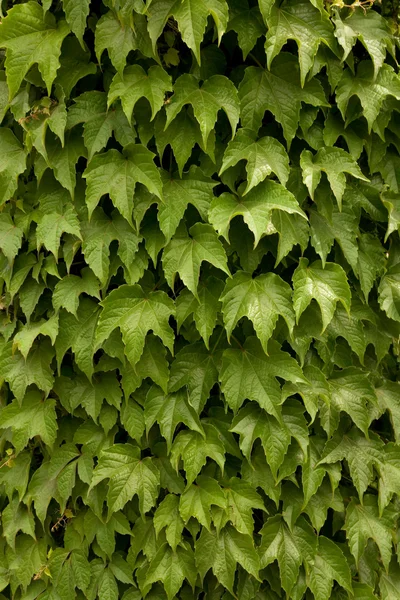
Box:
[0,0,400,599]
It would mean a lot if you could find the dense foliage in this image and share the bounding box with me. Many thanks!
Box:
[0,0,400,598]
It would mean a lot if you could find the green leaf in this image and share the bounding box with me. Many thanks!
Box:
[0,213,23,263]
[259,515,316,595]
[108,65,172,123]
[333,7,394,79]
[83,144,162,224]
[220,337,305,418]
[89,443,159,515]
[163,223,229,298]
[337,62,400,133]
[0,129,27,207]
[170,425,225,486]
[53,267,100,316]
[308,536,353,600]
[0,339,54,403]
[54,37,97,98]
[81,208,141,287]
[0,2,70,99]
[195,525,260,594]
[147,0,228,64]
[220,271,295,353]
[209,180,306,247]
[13,314,59,360]
[95,11,135,75]
[166,74,239,146]
[144,543,196,600]
[224,476,265,537]
[378,264,400,322]
[179,475,226,530]
[345,495,396,570]
[219,128,289,194]
[376,382,400,444]
[96,284,175,366]
[158,167,217,243]
[300,146,368,207]
[168,341,219,413]
[153,494,184,551]
[176,276,224,348]
[0,390,57,451]
[265,0,337,86]
[292,258,351,331]
[144,386,204,452]
[67,91,135,161]
[62,0,89,45]
[55,297,100,379]
[238,54,328,146]
[227,0,265,59]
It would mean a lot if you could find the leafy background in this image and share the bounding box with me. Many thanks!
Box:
[0,0,400,598]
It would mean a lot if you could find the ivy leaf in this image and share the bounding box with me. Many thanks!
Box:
[169,341,219,413]
[0,129,27,207]
[224,477,265,537]
[227,0,265,59]
[155,109,208,177]
[0,213,23,263]
[376,382,400,444]
[165,74,240,146]
[13,314,59,360]
[54,37,97,98]
[300,147,368,207]
[179,475,226,531]
[209,180,306,247]
[230,402,303,478]
[55,298,100,379]
[220,271,295,353]
[345,495,396,570]
[96,284,175,366]
[153,494,184,551]
[144,386,204,452]
[333,7,394,78]
[95,11,135,75]
[147,0,228,64]
[176,276,224,349]
[0,339,54,403]
[108,65,172,123]
[162,223,230,298]
[337,62,400,133]
[53,267,100,316]
[62,0,89,45]
[144,543,196,600]
[170,425,225,486]
[0,390,57,452]
[238,54,328,146]
[219,128,290,194]
[378,265,400,322]
[265,0,337,86]
[308,536,353,600]
[45,128,86,198]
[83,144,163,224]
[195,525,260,594]
[220,337,305,418]
[120,333,170,398]
[89,443,159,516]
[292,258,351,332]
[67,91,135,161]
[327,368,377,436]
[81,208,141,287]
[259,515,316,595]
[0,2,70,99]
[158,167,217,244]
